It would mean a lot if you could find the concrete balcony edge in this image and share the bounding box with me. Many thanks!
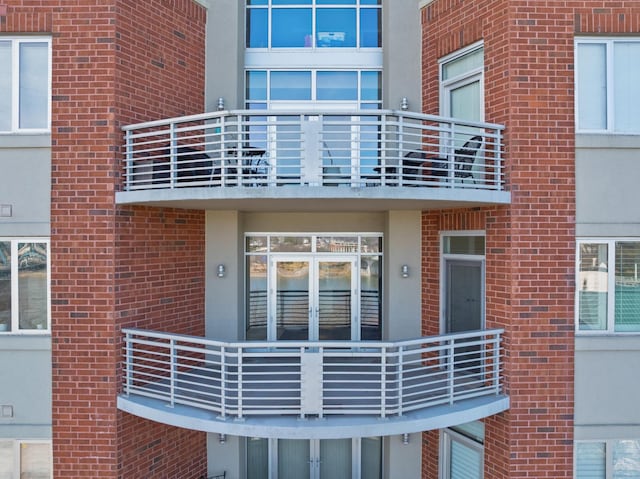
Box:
[117,393,509,439]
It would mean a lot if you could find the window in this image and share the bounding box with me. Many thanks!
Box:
[576,38,640,133]
[0,239,50,333]
[440,422,484,479]
[440,43,484,124]
[576,440,640,478]
[577,239,640,333]
[0,440,52,479]
[0,37,51,132]
[246,0,381,50]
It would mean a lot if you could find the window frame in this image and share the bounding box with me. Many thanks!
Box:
[575,37,640,134]
[0,439,53,479]
[574,439,640,479]
[576,238,640,334]
[0,238,51,335]
[0,36,52,134]
[439,426,484,479]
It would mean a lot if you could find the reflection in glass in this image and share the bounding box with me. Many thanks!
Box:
[361,236,382,253]
[278,439,310,479]
[361,437,382,479]
[276,261,309,340]
[320,439,351,479]
[272,9,312,48]
[246,236,268,253]
[316,236,358,253]
[246,8,268,48]
[318,261,351,340]
[247,256,268,340]
[361,71,381,101]
[613,440,640,478]
[0,242,10,332]
[576,442,605,479]
[271,236,312,253]
[0,42,11,131]
[317,71,358,100]
[19,42,48,129]
[270,71,312,100]
[444,235,485,255]
[579,243,608,331]
[615,242,640,332]
[360,8,381,47]
[18,243,48,330]
[246,71,268,101]
[316,9,356,47]
[361,256,381,340]
[246,438,268,479]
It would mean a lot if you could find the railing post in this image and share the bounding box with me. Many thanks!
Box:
[237,346,243,420]
[493,333,501,395]
[447,338,455,405]
[124,331,132,396]
[169,122,177,188]
[494,129,503,190]
[124,131,133,192]
[169,337,176,408]
[220,345,226,419]
[380,346,386,418]
[397,345,403,417]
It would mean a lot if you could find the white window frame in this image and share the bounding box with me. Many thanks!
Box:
[575,37,640,134]
[439,427,484,479]
[438,41,485,122]
[576,238,640,334]
[0,238,51,334]
[0,439,52,479]
[0,36,52,133]
[574,439,640,479]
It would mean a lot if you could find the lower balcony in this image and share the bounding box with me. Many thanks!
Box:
[116,110,510,211]
[117,328,509,439]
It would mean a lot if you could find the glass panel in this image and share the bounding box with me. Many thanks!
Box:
[316,236,358,253]
[321,115,352,184]
[577,43,607,131]
[19,42,48,129]
[578,243,608,331]
[20,442,51,479]
[0,441,13,479]
[18,242,48,330]
[615,242,640,332]
[317,71,357,100]
[271,236,312,252]
[444,235,485,255]
[613,440,640,478]
[576,442,606,479]
[246,235,268,253]
[360,8,381,47]
[246,438,268,479]
[247,8,268,48]
[361,0,381,4]
[0,41,11,131]
[316,9,356,48]
[361,236,382,253]
[446,261,482,333]
[273,116,303,183]
[613,42,640,133]
[450,438,482,479]
[361,256,381,340]
[0,242,10,332]
[273,0,311,4]
[246,71,267,101]
[317,0,355,4]
[361,437,382,479]
[248,0,268,4]
[451,421,485,443]
[270,71,311,100]
[443,48,483,80]
[272,9,312,48]
[276,261,309,340]
[278,439,310,479]
[361,71,381,101]
[450,80,481,123]
[318,261,351,340]
[247,256,268,340]
[320,439,351,479]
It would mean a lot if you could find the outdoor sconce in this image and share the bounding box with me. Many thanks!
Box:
[400,97,409,111]
[217,97,225,110]
[217,264,226,278]
[219,433,226,445]
[400,264,409,278]
[402,433,410,445]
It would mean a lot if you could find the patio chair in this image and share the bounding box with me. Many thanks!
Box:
[453,135,484,183]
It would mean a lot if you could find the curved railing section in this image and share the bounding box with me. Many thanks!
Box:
[121,328,504,420]
[122,110,505,192]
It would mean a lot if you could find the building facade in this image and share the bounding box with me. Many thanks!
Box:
[0,0,639,478]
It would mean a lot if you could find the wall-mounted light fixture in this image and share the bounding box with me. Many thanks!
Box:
[217,264,226,278]
[400,97,409,111]
[402,433,410,445]
[400,264,409,278]
[217,97,225,110]
[219,433,226,445]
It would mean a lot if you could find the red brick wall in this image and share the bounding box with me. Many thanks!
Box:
[0,0,206,477]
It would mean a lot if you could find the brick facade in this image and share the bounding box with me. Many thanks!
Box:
[1,1,207,477]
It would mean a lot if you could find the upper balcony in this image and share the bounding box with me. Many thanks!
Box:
[116,110,510,212]
[117,328,509,439]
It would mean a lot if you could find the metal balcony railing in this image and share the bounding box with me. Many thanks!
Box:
[122,110,505,192]
[121,328,504,420]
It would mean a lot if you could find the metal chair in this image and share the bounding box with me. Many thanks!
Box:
[453,135,484,183]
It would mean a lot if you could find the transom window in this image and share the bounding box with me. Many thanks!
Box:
[246,69,381,108]
[577,239,640,333]
[576,37,640,133]
[0,239,50,333]
[575,440,640,478]
[0,37,51,132]
[440,422,485,479]
[246,0,381,49]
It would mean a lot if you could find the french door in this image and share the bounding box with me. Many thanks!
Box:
[270,256,357,341]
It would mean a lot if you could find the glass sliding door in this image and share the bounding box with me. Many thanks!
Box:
[274,259,311,341]
[317,259,355,340]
